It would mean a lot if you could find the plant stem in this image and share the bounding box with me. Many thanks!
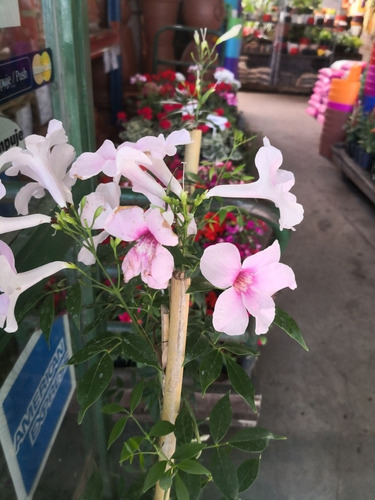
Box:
[154,272,190,500]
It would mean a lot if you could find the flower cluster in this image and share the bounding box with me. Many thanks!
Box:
[0,25,307,499]
[0,118,302,337]
[118,66,241,159]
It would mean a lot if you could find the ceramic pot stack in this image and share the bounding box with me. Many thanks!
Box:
[362,43,375,112]
[319,64,363,159]
[306,66,347,124]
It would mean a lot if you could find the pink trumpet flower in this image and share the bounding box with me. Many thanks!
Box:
[0,179,51,234]
[200,240,296,336]
[78,182,121,265]
[105,206,178,289]
[70,140,118,180]
[0,120,76,214]
[0,240,70,333]
[206,137,304,231]
[117,132,192,206]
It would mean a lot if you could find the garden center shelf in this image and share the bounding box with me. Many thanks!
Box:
[239,18,362,93]
[331,144,375,204]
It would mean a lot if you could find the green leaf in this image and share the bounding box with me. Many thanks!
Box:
[40,294,54,346]
[159,469,173,491]
[143,461,167,492]
[130,379,144,413]
[149,420,175,437]
[224,355,256,412]
[108,416,129,449]
[122,329,160,370]
[65,282,81,328]
[176,459,210,476]
[230,427,286,453]
[80,469,103,500]
[237,458,260,492]
[199,349,223,396]
[175,400,197,444]
[101,403,126,414]
[174,474,189,500]
[83,307,112,335]
[209,392,231,443]
[120,436,144,463]
[220,341,258,357]
[187,276,214,294]
[210,447,239,500]
[178,472,202,500]
[76,353,113,424]
[273,306,308,351]
[184,330,211,366]
[68,336,121,365]
[172,442,206,461]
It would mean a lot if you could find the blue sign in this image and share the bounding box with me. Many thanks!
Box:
[0,48,54,105]
[0,315,76,499]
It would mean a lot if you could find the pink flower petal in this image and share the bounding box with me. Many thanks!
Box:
[14,183,45,215]
[105,206,147,241]
[117,148,166,207]
[241,290,275,335]
[0,213,51,235]
[144,243,174,289]
[213,287,249,336]
[242,240,281,270]
[145,208,178,247]
[0,240,15,271]
[144,157,182,198]
[254,262,296,296]
[77,231,109,265]
[206,137,304,231]
[200,242,242,289]
[122,246,142,283]
[80,182,120,229]
[0,180,5,199]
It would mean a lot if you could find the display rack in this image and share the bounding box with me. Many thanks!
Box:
[239,15,362,93]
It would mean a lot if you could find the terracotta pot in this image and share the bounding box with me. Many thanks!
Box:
[180,0,226,71]
[141,0,180,73]
[181,0,226,31]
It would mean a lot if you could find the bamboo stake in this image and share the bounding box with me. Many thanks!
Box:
[154,272,191,500]
[184,128,202,193]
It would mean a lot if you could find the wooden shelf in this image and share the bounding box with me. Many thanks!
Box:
[89,26,120,59]
[331,145,375,204]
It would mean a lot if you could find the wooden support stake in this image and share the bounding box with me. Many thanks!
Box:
[184,128,202,193]
[154,272,190,500]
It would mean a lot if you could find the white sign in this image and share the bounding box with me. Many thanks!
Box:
[0,0,21,28]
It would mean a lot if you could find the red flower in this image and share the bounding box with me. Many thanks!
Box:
[163,103,183,112]
[181,114,194,122]
[214,108,224,116]
[225,121,231,128]
[197,124,210,133]
[159,69,177,82]
[117,111,127,121]
[195,212,225,241]
[137,106,153,120]
[159,118,172,130]
[159,83,175,97]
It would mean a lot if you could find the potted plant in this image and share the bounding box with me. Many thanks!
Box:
[356,109,375,170]
[335,32,363,59]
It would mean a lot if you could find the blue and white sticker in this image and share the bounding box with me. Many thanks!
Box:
[0,315,76,500]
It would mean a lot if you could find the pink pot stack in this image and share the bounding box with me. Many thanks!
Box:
[306,67,347,124]
[363,42,375,112]
[319,63,364,159]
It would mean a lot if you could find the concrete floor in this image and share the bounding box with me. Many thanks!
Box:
[235,92,375,500]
